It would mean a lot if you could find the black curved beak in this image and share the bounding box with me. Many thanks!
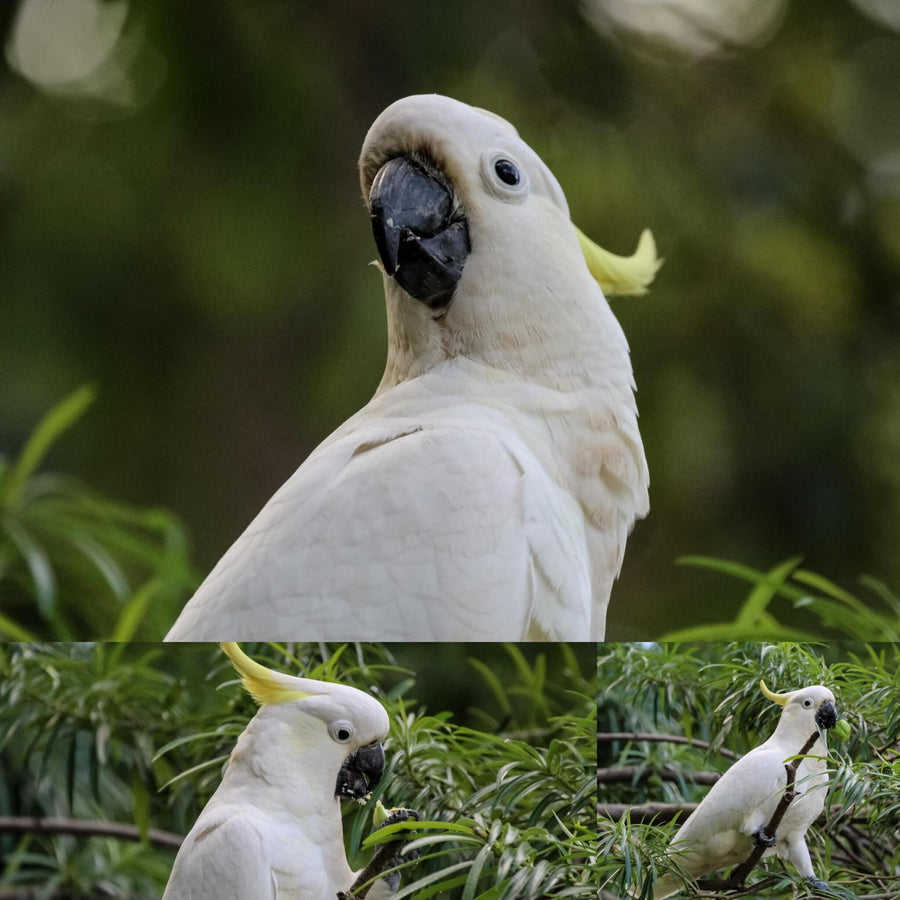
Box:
[816,700,837,730]
[369,155,470,309]
[335,739,385,801]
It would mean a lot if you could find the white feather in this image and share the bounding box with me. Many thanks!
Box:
[653,685,834,898]
[167,94,649,641]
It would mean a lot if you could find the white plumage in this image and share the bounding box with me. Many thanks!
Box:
[166,94,658,641]
[162,644,394,899]
[652,681,836,898]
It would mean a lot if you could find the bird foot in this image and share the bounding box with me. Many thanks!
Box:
[377,807,420,830]
[805,877,830,895]
[752,826,777,849]
[375,808,421,863]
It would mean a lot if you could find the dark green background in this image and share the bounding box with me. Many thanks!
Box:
[2,0,899,637]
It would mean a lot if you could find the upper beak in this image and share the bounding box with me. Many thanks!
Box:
[816,700,837,730]
[335,739,385,801]
[368,155,470,309]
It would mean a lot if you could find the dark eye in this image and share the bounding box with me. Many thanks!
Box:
[329,719,354,742]
[803,699,813,708]
[494,159,520,186]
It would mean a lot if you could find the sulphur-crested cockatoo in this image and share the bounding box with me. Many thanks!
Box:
[651,680,837,899]
[162,643,407,899]
[166,93,660,642]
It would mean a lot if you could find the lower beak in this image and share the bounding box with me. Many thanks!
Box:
[816,700,837,730]
[368,155,470,309]
[335,740,385,801]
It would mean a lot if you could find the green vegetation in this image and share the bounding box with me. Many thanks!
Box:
[598,642,900,898]
[0,388,196,640]
[0,642,596,898]
[2,1,899,636]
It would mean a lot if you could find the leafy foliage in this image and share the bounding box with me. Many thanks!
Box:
[598,642,900,899]
[0,388,197,640]
[0,642,595,899]
[660,558,900,642]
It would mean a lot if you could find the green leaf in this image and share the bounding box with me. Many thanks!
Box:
[0,611,37,640]
[735,557,803,627]
[2,385,96,510]
[111,578,160,642]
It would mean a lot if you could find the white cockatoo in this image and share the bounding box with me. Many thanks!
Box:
[162,643,406,899]
[166,93,661,642]
[651,680,837,899]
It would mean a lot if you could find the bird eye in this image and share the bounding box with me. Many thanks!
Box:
[803,699,813,708]
[329,720,354,743]
[494,158,520,186]
[481,150,528,202]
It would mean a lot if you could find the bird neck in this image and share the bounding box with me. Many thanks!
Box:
[769,719,826,759]
[221,713,344,819]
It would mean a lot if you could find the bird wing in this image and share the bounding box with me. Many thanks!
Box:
[163,807,345,899]
[166,405,592,641]
[162,813,274,899]
[668,748,790,879]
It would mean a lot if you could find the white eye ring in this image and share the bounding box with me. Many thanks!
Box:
[803,698,813,708]
[329,720,354,743]
[480,150,529,202]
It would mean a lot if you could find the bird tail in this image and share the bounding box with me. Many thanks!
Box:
[650,873,681,900]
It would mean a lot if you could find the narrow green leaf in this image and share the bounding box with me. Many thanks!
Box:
[111,578,160,642]
[0,611,37,640]
[469,658,512,715]
[658,623,820,641]
[3,385,96,509]
[735,557,803,626]
[793,569,868,611]
[132,771,151,844]
[4,520,57,619]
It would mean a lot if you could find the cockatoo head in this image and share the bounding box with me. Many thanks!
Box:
[221,643,390,803]
[759,679,838,743]
[358,94,661,389]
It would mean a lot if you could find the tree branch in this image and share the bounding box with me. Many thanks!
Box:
[0,816,183,850]
[727,729,820,886]
[598,802,697,824]
[337,813,419,900]
[598,765,720,786]
[337,840,404,900]
[598,732,741,761]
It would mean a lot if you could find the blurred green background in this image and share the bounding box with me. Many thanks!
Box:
[2,0,899,638]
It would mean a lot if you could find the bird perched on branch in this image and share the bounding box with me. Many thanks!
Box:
[166,94,660,642]
[651,679,837,898]
[162,643,413,899]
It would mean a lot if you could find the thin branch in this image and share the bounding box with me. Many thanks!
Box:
[598,802,697,824]
[0,815,183,850]
[598,765,720,785]
[599,801,869,828]
[598,732,741,761]
[727,729,820,886]
[337,840,403,900]
[337,814,419,900]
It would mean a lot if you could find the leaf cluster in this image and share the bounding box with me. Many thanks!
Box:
[598,642,900,899]
[0,388,197,641]
[662,558,900,642]
[1,642,596,899]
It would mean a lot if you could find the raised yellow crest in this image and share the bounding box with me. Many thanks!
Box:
[220,642,311,706]
[759,679,792,707]
[575,226,662,297]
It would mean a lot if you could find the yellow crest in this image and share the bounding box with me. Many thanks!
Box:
[220,642,311,706]
[759,679,792,707]
[575,226,662,297]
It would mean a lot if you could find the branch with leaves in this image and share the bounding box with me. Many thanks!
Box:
[598,642,900,899]
[0,816,182,851]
